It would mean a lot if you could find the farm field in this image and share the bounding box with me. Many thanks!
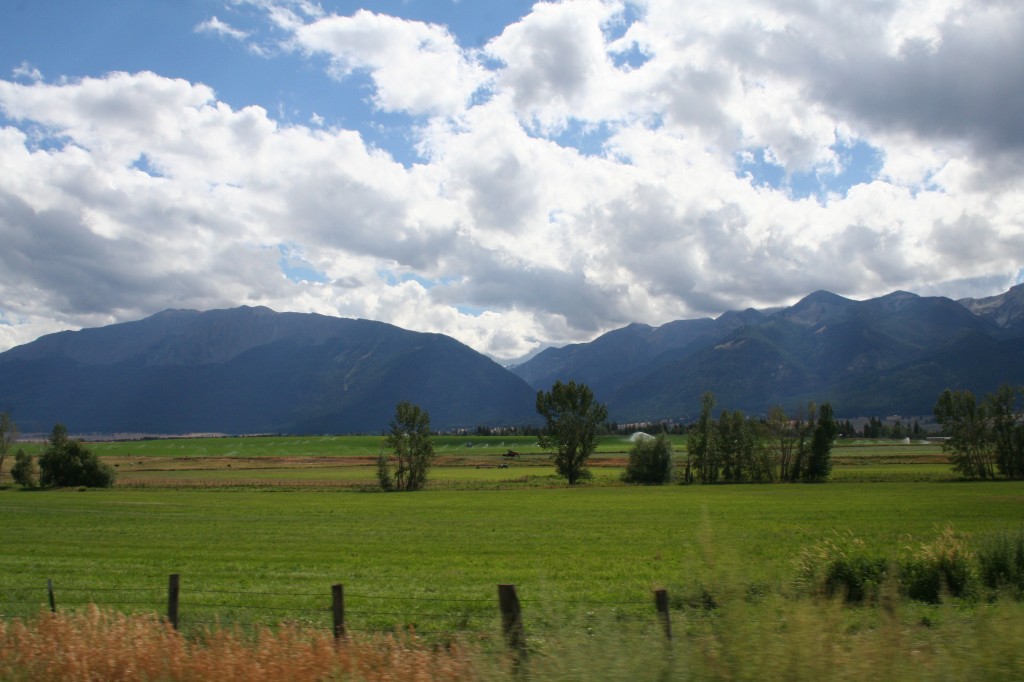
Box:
[4,435,1023,679]
[2,481,1022,629]
[8,434,958,488]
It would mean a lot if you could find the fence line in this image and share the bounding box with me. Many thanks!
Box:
[1,575,679,649]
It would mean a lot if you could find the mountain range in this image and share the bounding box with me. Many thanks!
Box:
[0,284,1021,434]
[0,306,537,434]
[512,284,1024,422]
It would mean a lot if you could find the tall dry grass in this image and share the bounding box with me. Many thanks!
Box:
[2,600,1022,681]
[0,606,482,681]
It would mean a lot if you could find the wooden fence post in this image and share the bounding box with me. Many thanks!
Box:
[497,584,526,655]
[654,588,671,640]
[167,574,180,630]
[332,584,346,640]
[47,579,56,613]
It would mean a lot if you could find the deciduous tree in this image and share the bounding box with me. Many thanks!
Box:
[536,381,608,485]
[380,401,435,491]
[804,402,837,482]
[38,424,115,488]
[986,385,1024,480]
[622,433,673,484]
[687,392,717,484]
[934,389,996,479]
[11,449,36,488]
[0,412,17,482]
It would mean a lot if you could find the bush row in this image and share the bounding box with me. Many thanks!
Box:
[797,526,1024,604]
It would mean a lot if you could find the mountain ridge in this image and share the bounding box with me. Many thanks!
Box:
[0,306,538,434]
[513,284,1024,421]
[1,284,1022,433]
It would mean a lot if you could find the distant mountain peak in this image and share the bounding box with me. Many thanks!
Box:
[876,290,919,301]
[959,283,1024,331]
[513,283,1024,422]
[778,290,856,326]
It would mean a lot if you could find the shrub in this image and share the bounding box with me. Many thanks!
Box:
[976,528,1024,597]
[900,526,977,603]
[375,453,394,491]
[622,433,673,484]
[38,424,116,488]
[797,532,890,603]
[10,449,37,488]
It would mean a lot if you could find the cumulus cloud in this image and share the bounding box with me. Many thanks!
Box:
[291,10,488,116]
[1,0,1022,362]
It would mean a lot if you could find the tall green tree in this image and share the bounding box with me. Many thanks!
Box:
[687,392,717,484]
[934,389,996,479]
[536,380,608,485]
[766,405,800,482]
[986,385,1024,480]
[0,412,17,482]
[380,401,435,491]
[804,402,838,482]
[715,409,771,483]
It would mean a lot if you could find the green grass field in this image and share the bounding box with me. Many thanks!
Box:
[3,434,1024,678]
[2,481,1022,634]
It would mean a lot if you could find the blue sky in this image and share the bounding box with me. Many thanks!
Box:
[1,0,1022,360]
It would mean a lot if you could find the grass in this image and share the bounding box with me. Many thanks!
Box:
[2,586,1023,680]
[831,464,955,482]
[2,433,1022,679]
[2,482,1022,631]
[13,433,689,459]
[8,434,954,491]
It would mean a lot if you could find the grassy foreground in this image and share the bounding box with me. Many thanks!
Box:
[1,599,1021,680]
[2,436,1021,679]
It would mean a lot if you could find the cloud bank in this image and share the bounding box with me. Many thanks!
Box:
[1,0,1022,360]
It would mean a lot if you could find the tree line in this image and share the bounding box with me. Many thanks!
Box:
[934,384,1024,480]
[534,381,839,486]
[677,393,838,484]
[618,393,839,485]
[3,383,1021,491]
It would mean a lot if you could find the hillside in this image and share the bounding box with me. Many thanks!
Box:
[0,306,537,434]
[513,285,1024,421]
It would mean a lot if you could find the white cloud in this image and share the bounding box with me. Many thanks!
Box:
[1,0,1022,362]
[195,16,251,41]
[11,61,42,82]
[292,10,488,116]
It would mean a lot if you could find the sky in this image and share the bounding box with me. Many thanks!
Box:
[1,0,1022,363]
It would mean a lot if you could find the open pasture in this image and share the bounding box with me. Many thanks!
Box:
[1,480,1021,636]
[2,432,1021,680]
[10,434,954,489]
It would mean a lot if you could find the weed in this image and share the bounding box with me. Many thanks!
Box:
[976,527,1024,597]
[797,531,890,603]
[900,526,977,603]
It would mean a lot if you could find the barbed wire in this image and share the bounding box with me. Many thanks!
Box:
[345,594,493,603]
[0,578,707,638]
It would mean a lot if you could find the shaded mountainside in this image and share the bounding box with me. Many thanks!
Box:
[2,284,1022,433]
[513,286,1024,421]
[0,307,537,434]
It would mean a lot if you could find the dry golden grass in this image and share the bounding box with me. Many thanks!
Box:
[3,599,1023,680]
[0,607,482,681]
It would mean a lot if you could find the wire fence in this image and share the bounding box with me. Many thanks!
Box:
[0,576,672,644]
